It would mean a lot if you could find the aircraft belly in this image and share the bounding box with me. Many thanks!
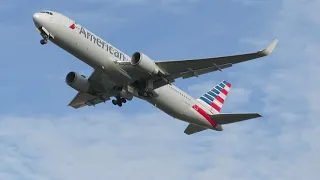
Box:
[186,107,214,128]
[146,86,214,128]
[147,87,187,120]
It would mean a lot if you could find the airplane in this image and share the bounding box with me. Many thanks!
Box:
[32,10,278,135]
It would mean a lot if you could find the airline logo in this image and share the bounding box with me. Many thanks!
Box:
[72,25,129,62]
[69,23,76,29]
[198,80,231,112]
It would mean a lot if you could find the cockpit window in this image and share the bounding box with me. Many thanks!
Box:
[40,11,53,15]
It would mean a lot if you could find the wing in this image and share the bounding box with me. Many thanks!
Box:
[156,39,278,79]
[68,92,111,108]
[184,123,207,135]
[68,70,113,109]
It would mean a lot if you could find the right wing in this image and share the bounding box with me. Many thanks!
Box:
[116,40,278,90]
[209,113,262,125]
[156,39,278,79]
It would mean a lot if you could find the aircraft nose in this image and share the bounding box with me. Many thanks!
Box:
[32,13,42,27]
[33,13,40,21]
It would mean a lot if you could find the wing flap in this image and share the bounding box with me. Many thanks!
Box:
[180,63,232,79]
[209,113,262,125]
[68,92,110,109]
[184,124,207,135]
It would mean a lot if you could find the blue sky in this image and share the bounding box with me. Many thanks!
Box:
[0,0,319,179]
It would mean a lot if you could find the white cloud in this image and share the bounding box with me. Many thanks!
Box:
[71,0,203,14]
[225,0,320,178]
[226,87,251,105]
[188,0,320,178]
[232,0,270,6]
[188,81,217,96]
[0,107,318,180]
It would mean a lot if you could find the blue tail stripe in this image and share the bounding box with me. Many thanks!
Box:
[215,86,223,91]
[198,81,231,106]
[200,97,211,105]
[211,89,220,95]
[204,94,214,101]
[207,91,217,98]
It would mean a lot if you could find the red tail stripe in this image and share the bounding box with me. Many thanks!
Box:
[192,105,217,127]
[226,83,231,88]
[215,96,224,104]
[210,102,221,112]
[221,89,228,96]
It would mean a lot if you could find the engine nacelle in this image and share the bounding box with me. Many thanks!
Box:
[65,72,91,92]
[131,52,159,75]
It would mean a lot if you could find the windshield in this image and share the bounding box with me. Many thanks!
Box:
[40,11,53,15]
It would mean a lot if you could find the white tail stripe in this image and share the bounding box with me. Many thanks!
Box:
[213,99,223,107]
[219,93,227,99]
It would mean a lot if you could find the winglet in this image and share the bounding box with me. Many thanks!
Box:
[260,39,278,56]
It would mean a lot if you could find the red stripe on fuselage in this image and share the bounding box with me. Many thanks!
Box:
[192,105,217,127]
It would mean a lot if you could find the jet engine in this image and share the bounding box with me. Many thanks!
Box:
[65,71,91,92]
[131,52,160,75]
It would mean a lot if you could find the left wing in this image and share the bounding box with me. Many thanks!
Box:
[156,39,278,79]
[68,70,113,109]
[68,92,111,109]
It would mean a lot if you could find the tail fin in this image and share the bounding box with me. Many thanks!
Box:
[197,80,231,114]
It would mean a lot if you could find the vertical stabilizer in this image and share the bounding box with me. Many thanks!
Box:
[197,80,231,114]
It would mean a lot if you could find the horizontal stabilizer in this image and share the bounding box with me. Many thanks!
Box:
[209,113,262,125]
[184,124,207,135]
